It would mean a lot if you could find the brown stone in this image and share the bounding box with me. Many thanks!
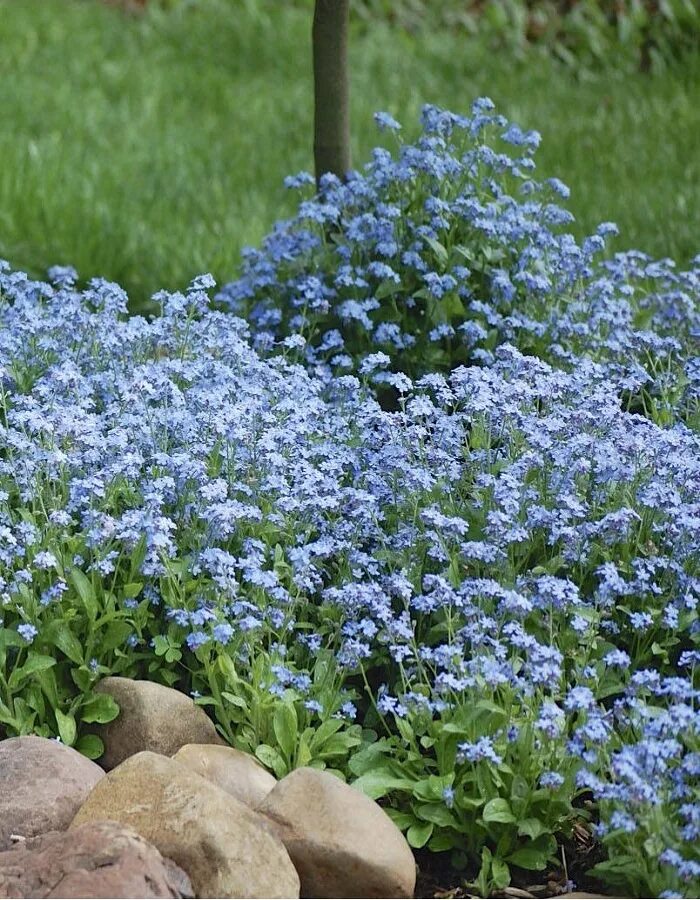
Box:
[72,750,300,898]
[0,736,104,850]
[258,767,416,898]
[93,677,223,769]
[0,821,192,898]
[173,743,276,808]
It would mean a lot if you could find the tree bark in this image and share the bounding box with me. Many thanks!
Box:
[312,0,351,184]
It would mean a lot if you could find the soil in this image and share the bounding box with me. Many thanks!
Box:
[413,824,609,899]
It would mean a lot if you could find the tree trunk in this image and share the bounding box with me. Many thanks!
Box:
[312,0,351,184]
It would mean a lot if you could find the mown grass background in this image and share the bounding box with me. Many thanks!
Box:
[0,0,698,307]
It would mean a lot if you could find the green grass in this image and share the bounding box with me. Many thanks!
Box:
[0,0,699,307]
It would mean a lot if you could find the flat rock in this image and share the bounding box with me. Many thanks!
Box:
[0,736,104,850]
[93,677,223,769]
[0,820,192,898]
[72,750,300,899]
[258,766,416,898]
[173,743,276,808]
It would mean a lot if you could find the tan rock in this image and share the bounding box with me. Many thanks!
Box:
[0,736,104,849]
[173,743,276,808]
[93,677,223,769]
[258,767,416,898]
[0,820,192,898]
[72,751,300,899]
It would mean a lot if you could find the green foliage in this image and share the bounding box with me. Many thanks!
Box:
[351,0,700,72]
[349,699,578,888]
[0,0,698,308]
[194,650,364,776]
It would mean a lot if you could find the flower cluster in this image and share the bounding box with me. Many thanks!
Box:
[1,100,699,897]
[219,100,700,430]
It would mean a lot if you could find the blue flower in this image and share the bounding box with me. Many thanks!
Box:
[17,623,38,643]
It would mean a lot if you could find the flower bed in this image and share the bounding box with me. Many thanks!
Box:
[1,100,699,897]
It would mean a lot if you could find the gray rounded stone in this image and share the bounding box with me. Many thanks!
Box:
[258,766,416,898]
[72,750,300,898]
[93,677,223,769]
[173,743,276,808]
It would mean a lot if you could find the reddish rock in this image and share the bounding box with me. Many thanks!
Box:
[0,820,192,898]
[0,736,104,850]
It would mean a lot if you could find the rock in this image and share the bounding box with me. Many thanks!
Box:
[257,767,416,898]
[0,736,104,850]
[173,743,276,808]
[93,677,223,769]
[0,820,192,898]
[72,751,300,898]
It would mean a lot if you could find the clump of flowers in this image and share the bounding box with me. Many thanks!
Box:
[1,100,699,898]
[219,101,700,429]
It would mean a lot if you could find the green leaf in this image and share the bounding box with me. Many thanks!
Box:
[193,695,217,707]
[128,536,147,581]
[71,666,94,693]
[428,831,459,852]
[507,846,550,870]
[36,666,59,709]
[44,620,84,665]
[348,741,391,777]
[25,682,46,717]
[152,635,169,657]
[412,774,453,802]
[221,691,247,710]
[12,697,36,732]
[8,654,57,690]
[491,858,511,890]
[0,628,25,650]
[255,743,288,779]
[273,702,298,761]
[482,797,517,824]
[218,653,238,683]
[122,582,144,599]
[511,774,530,801]
[76,733,104,759]
[518,817,548,840]
[414,802,459,828]
[423,236,449,265]
[352,769,415,801]
[99,621,133,654]
[476,846,493,898]
[375,279,403,300]
[309,718,344,752]
[70,568,98,620]
[384,809,416,831]
[296,731,313,768]
[55,709,77,747]
[441,294,465,319]
[315,732,361,758]
[589,857,645,886]
[407,821,433,848]
[80,692,119,724]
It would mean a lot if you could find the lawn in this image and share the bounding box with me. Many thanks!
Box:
[0,0,698,307]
